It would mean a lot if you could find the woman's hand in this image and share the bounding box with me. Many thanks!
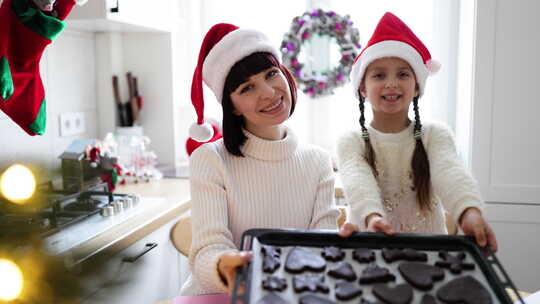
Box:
[459,207,498,252]
[366,213,395,235]
[217,251,252,295]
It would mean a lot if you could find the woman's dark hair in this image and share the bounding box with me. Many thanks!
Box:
[221,52,297,156]
[357,92,432,211]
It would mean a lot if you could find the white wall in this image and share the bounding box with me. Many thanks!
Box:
[0,30,98,181]
[472,0,540,293]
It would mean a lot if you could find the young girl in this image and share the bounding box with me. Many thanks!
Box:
[337,12,497,251]
[181,23,339,296]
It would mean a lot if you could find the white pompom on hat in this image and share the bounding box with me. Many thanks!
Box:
[350,12,440,99]
[187,23,280,152]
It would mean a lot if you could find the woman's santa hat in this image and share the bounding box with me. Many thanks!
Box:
[186,23,280,155]
[350,12,440,98]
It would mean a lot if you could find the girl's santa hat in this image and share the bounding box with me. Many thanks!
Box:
[350,12,440,98]
[187,23,280,155]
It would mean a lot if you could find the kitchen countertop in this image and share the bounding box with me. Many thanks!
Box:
[65,178,191,267]
[63,177,345,268]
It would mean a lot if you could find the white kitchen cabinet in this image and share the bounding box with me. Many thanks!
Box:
[78,214,189,304]
[486,203,540,293]
[67,0,174,33]
[62,0,183,167]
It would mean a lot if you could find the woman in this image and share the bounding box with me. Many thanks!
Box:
[181,23,339,296]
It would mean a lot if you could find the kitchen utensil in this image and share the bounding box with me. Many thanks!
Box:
[126,72,138,125]
[133,76,144,112]
[112,75,127,127]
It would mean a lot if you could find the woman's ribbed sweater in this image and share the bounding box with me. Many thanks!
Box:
[337,121,484,233]
[183,128,339,295]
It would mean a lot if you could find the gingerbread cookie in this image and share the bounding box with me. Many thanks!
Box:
[299,294,336,304]
[435,251,475,274]
[327,262,357,281]
[437,275,492,304]
[262,275,287,292]
[285,247,326,273]
[293,273,330,294]
[353,248,375,263]
[372,283,413,304]
[382,248,427,263]
[359,264,396,284]
[420,294,438,304]
[334,281,363,300]
[321,246,345,262]
[261,245,281,273]
[398,262,445,290]
[256,292,288,304]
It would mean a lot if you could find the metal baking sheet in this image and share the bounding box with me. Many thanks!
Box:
[233,229,520,304]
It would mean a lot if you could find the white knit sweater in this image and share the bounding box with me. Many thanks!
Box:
[337,121,484,233]
[182,127,339,295]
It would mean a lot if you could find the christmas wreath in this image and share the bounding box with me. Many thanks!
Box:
[280,9,361,97]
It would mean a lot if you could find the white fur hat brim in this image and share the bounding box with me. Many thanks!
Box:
[202,29,280,103]
[351,40,434,99]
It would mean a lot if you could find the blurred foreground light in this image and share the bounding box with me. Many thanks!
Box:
[0,164,36,204]
[0,259,24,301]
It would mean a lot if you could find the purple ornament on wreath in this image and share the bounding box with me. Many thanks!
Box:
[286,43,295,51]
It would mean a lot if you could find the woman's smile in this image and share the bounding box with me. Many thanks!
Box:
[260,97,284,114]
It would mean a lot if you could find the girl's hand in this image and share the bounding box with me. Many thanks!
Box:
[217,251,252,295]
[366,213,395,235]
[338,222,359,237]
[459,207,498,252]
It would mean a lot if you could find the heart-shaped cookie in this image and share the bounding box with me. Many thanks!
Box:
[398,262,444,290]
[335,281,363,300]
[437,275,492,304]
[373,283,413,304]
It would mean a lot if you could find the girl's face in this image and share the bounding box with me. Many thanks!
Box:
[360,57,418,117]
[230,67,292,134]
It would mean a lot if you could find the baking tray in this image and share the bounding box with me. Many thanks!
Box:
[231,229,524,304]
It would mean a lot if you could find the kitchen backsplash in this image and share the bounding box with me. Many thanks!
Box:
[0,29,98,181]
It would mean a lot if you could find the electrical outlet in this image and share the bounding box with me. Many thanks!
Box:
[59,112,86,137]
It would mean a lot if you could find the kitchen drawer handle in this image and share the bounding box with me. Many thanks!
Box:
[122,243,158,263]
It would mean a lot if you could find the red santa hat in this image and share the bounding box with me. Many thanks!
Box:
[350,12,440,98]
[187,23,280,154]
